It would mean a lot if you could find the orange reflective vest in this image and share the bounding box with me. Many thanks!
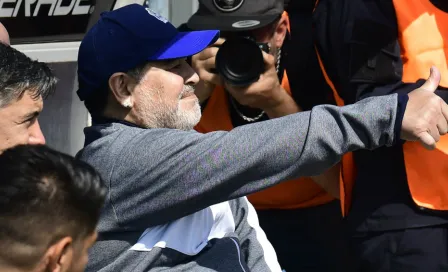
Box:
[194,70,335,210]
[317,0,448,215]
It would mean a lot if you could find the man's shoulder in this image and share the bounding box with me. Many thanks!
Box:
[78,123,141,158]
[86,122,146,141]
[80,123,196,159]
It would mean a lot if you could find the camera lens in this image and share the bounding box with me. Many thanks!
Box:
[215,37,265,86]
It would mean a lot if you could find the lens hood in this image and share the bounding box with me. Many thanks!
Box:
[215,37,265,86]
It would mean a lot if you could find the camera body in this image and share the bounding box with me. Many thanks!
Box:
[214,36,271,86]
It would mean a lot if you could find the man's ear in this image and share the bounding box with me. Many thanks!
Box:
[108,72,135,108]
[42,237,73,272]
[273,15,289,49]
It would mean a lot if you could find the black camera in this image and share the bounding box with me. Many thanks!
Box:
[214,36,271,86]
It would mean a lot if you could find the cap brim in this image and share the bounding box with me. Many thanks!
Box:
[187,14,279,32]
[149,30,220,61]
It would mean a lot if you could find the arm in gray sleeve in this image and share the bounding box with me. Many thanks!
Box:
[112,94,398,229]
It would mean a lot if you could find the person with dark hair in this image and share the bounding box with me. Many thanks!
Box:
[0,144,107,272]
[76,4,448,272]
[0,42,57,153]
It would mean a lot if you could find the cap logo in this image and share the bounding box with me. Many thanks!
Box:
[232,20,260,28]
[146,8,168,23]
[213,0,244,12]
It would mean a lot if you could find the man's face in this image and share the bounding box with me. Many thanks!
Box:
[249,24,277,49]
[0,90,45,153]
[221,17,287,61]
[130,59,201,130]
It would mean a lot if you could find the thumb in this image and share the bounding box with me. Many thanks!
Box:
[420,66,441,92]
[419,131,436,150]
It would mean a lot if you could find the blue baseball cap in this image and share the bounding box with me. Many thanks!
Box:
[77,4,220,101]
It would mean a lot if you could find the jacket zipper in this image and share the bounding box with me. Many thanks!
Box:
[229,237,247,272]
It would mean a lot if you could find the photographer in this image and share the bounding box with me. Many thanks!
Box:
[183,0,351,271]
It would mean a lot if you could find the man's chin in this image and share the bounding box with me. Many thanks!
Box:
[176,108,201,131]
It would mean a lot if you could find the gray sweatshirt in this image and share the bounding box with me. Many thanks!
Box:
[77,94,401,272]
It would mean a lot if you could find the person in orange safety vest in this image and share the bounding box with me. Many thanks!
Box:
[314,0,448,271]
[178,0,353,271]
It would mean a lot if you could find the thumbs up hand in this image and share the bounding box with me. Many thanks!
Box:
[401,66,448,150]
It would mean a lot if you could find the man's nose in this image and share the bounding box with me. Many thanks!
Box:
[186,72,200,85]
[183,62,200,85]
[28,120,46,145]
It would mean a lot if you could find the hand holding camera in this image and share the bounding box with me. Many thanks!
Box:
[191,38,225,102]
[224,50,287,112]
[191,35,289,111]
